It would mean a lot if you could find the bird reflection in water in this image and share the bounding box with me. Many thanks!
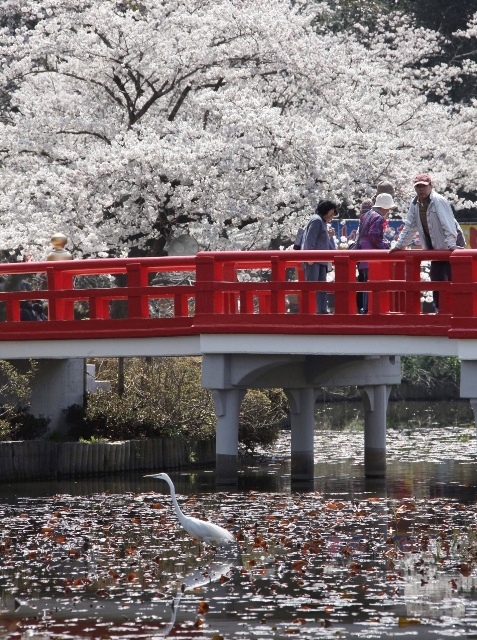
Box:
[146,472,241,636]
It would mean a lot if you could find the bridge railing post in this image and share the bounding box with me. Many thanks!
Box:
[126,263,149,318]
[450,253,475,318]
[89,294,110,320]
[369,260,385,314]
[46,266,74,320]
[5,297,20,322]
[334,255,356,315]
[195,254,221,319]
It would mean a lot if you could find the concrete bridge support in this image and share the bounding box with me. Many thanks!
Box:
[211,388,246,485]
[285,388,318,482]
[5,360,109,435]
[359,385,392,478]
[459,361,477,441]
[9,358,86,433]
[202,353,401,485]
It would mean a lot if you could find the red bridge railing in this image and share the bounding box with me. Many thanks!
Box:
[0,250,475,341]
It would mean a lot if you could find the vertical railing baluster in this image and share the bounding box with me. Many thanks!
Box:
[404,254,422,315]
[270,256,286,314]
[390,259,405,313]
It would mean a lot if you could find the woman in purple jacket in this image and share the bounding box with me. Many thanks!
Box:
[356,192,396,314]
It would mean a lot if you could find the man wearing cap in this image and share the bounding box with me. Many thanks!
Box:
[389,173,465,312]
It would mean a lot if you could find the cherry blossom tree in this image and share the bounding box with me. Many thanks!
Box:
[0,0,475,258]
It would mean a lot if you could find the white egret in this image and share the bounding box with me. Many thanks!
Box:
[147,473,235,546]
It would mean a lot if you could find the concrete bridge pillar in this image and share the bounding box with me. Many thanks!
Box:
[203,353,400,485]
[359,384,392,477]
[459,362,477,446]
[9,358,86,433]
[470,401,477,446]
[210,388,246,485]
[285,388,317,482]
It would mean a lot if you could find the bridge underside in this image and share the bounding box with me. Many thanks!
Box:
[1,333,477,360]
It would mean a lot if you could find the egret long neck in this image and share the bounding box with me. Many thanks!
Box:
[167,480,187,526]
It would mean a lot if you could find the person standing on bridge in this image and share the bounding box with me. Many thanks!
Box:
[356,181,395,313]
[389,173,465,312]
[301,200,338,314]
[356,193,396,314]
[358,181,395,221]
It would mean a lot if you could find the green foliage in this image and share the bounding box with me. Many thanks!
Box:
[238,388,288,455]
[0,409,50,441]
[0,359,37,414]
[69,357,287,453]
[314,0,477,36]
[399,0,477,35]
[45,429,72,443]
[402,356,460,389]
[79,435,109,443]
[316,0,477,106]
[0,360,49,441]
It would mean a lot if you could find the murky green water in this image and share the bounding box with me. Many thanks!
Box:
[1,402,477,639]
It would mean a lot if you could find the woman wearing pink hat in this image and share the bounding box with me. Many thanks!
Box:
[356,192,397,314]
[358,181,395,219]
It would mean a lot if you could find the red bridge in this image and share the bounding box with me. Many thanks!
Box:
[1,250,476,484]
[1,249,476,343]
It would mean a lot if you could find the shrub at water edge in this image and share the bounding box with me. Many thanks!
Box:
[66,357,287,453]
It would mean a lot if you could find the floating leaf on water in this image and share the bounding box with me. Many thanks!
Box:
[197,601,209,614]
[398,616,421,626]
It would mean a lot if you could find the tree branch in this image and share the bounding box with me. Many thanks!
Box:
[167,85,191,122]
[56,130,111,144]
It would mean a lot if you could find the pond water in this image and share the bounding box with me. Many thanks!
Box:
[1,401,477,639]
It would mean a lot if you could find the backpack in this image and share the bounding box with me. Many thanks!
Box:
[293,216,316,249]
[456,223,466,247]
[293,227,305,250]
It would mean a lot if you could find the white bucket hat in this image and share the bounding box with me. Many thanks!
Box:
[374,193,397,210]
